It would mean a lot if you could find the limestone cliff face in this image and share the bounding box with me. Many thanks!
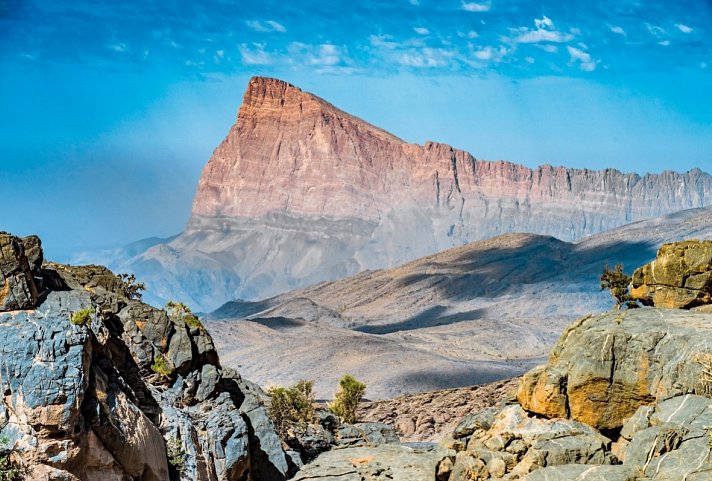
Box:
[113,77,712,310]
[193,76,711,240]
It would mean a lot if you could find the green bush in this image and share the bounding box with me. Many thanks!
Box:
[166,436,186,477]
[70,307,93,326]
[118,273,145,301]
[600,263,639,310]
[267,380,316,437]
[165,300,204,330]
[0,435,22,481]
[151,354,174,378]
[329,374,366,424]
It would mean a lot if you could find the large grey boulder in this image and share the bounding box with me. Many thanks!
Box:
[518,309,712,430]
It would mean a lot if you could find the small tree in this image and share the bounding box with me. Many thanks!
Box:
[329,374,366,424]
[600,263,638,310]
[267,380,316,437]
[0,435,22,481]
[118,273,145,301]
[165,300,203,330]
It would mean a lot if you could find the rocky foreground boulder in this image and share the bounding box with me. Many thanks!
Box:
[295,308,712,480]
[0,232,296,480]
[631,240,712,309]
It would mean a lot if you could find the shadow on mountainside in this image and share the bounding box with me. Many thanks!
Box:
[355,305,489,334]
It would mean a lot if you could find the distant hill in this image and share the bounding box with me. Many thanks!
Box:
[206,207,712,399]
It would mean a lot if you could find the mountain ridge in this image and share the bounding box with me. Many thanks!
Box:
[104,76,712,310]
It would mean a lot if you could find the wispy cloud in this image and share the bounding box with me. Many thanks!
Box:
[567,45,597,71]
[414,27,430,35]
[513,17,573,44]
[239,43,272,65]
[246,20,286,33]
[108,42,128,53]
[399,47,456,68]
[676,24,693,34]
[472,45,507,62]
[610,26,625,35]
[461,2,491,13]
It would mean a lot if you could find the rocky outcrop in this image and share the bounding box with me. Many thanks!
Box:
[291,444,453,481]
[517,309,712,430]
[443,405,616,480]
[0,232,38,310]
[358,378,519,442]
[0,232,295,481]
[631,240,712,308]
[109,77,712,311]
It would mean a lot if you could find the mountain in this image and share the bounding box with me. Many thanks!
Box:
[111,77,712,311]
[205,207,712,399]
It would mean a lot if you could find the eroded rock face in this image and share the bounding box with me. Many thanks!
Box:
[0,233,295,481]
[631,240,712,308]
[0,232,38,310]
[517,309,712,431]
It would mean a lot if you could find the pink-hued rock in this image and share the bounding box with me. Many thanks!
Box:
[118,77,712,311]
[193,76,711,234]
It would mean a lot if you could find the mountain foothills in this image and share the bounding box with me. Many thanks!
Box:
[3,231,712,481]
[104,77,712,311]
[206,206,712,399]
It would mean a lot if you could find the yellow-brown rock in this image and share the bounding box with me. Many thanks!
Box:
[517,309,712,430]
[631,240,712,308]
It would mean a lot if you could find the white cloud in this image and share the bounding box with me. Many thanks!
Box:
[676,23,693,34]
[534,16,553,29]
[246,20,287,33]
[567,45,598,71]
[472,45,507,61]
[525,56,535,64]
[513,17,573,44]
[109,42,128,53]
[409,0,419,5]
[414,27,430,35]
[289,42,349,67]
[537,44,559,53]
[399,47,455,67]
[610,26,625,35]
[369,34,400,49]
[239,43,272,65]
[462,1,491,12]
[646,24,666,37]
[658,40,671,46]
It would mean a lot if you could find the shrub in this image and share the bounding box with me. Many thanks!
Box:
[151,354,174,378]
[329,374,366,424]
[118,273,145,301]
[600,263,639,310]
[70,307,93,326]
[267,380,316,437]
[166,436,186,477]
[0,435,22,481]
[165,301,203,330]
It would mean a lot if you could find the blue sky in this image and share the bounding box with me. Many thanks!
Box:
[1,0,711,259]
